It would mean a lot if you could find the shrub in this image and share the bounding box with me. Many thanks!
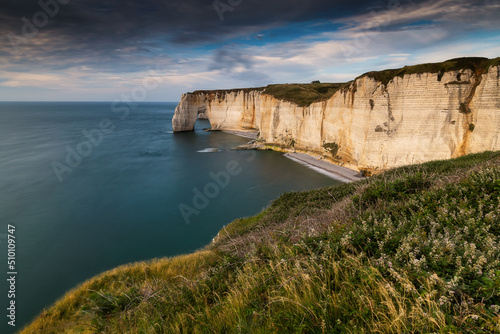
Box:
[322,142,340,157]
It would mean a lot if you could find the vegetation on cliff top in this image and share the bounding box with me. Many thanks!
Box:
[262,82,347,107]
[190,57,499,108]
[192,82,348,107]
[23,151,500,333]
[360,57,500,86]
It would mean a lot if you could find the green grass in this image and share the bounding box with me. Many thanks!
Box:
[190,82,348,107]
[23,151,500,333]
[360,57,500,85]
[262,82,348,107]
[215,182,358,243]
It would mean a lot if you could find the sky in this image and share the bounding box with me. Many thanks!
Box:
[0,0,499,101]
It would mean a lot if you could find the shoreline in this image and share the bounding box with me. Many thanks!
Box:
[284,152,363,183]
[224,130,363,183]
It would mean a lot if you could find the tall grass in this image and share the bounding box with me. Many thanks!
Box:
[22,151,500,333]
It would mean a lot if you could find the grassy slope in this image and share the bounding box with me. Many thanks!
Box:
[23,151,500,333]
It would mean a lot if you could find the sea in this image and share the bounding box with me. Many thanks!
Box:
[0,102,341,332]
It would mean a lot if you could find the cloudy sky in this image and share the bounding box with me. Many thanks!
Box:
[1,0,499,101]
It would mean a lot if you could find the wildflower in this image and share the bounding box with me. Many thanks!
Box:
[490,305,500,313]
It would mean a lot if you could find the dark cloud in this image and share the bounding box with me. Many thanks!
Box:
[0,0,407,70]
[208,45,270,83]
[208,47,254,71]
[0,0,498,73]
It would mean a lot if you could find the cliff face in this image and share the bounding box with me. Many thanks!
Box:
[173,65,500,171]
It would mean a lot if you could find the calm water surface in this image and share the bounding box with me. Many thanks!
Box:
[0,102,341,332]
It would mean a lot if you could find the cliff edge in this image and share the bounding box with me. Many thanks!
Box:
[173,57,500,171]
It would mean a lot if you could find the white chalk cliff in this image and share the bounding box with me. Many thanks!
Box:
[173,61,500,172]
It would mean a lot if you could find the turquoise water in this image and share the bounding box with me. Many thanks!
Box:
[0,102,341,332]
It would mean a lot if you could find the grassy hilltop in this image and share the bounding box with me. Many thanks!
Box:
[23,151,500,333]
[192,82,348,107]
[360,57,500,86]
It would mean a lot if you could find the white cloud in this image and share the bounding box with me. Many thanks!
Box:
[334,0,500,33]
